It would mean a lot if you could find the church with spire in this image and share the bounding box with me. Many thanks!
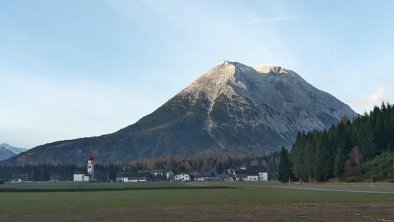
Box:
[73,154,95,182]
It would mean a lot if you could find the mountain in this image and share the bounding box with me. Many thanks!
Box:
[0,144,27,161]
[1,61,357,165]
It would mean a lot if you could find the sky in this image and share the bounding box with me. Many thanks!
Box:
[1,0,393,148]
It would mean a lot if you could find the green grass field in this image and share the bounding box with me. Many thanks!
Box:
[0,181,189,190]
[0,181,393,222]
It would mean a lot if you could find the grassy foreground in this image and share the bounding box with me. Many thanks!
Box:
[0,181,393,222]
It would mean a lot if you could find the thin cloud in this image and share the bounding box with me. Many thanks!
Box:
[351,87,388,113]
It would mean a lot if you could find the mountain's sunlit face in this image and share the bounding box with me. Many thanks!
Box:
[1,0,393,148]
[4,61,358,165]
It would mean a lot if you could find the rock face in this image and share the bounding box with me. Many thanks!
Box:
[0,144,27,161]
[2,61,357,165]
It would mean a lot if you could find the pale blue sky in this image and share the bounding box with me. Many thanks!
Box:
[1,0,393,148]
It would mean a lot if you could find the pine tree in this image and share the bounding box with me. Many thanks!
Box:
[291,133,306,180]
[278,147,290,183]
[313,140,325,182]
[333,147,345,178]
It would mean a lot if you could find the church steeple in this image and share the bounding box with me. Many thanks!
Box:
[87,154,94,179]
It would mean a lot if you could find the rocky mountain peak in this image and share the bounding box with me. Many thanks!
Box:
[255,65,287,74]
[181,61,295,102]
[181,60,237,100]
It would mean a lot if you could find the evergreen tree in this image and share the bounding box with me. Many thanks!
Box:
[291,133,306,180]
[278,147,291,183]
[333,147,345,178]
[313,140,325,181]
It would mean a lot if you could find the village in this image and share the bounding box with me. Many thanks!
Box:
[73,155,268,183]
[3,154,271,184]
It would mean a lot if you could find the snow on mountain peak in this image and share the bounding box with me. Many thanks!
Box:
[0,143,27,154]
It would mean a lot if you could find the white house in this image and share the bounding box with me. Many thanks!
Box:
[244,172,268,182]
[174,174,191,182]
[258,172,268,181]
[73,173,90,182]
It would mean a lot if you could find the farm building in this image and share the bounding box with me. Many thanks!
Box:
[233,166,269,181]
[174,174,191,182]
[137,169,175,181]
[10,174,29,183]
[73,173,90,182]
[116,172,151,183]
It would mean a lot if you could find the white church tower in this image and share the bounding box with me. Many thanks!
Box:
[87,154,94,179]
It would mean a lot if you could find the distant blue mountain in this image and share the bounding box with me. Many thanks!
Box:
[0,143,27,161]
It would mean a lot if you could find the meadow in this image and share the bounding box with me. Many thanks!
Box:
[0,181,393,222]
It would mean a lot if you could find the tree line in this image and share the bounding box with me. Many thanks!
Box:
[279,103,394,182]
[0,154,280,182]
[0,164,121,182]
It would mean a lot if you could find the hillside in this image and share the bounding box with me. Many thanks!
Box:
[290,103,394,182]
